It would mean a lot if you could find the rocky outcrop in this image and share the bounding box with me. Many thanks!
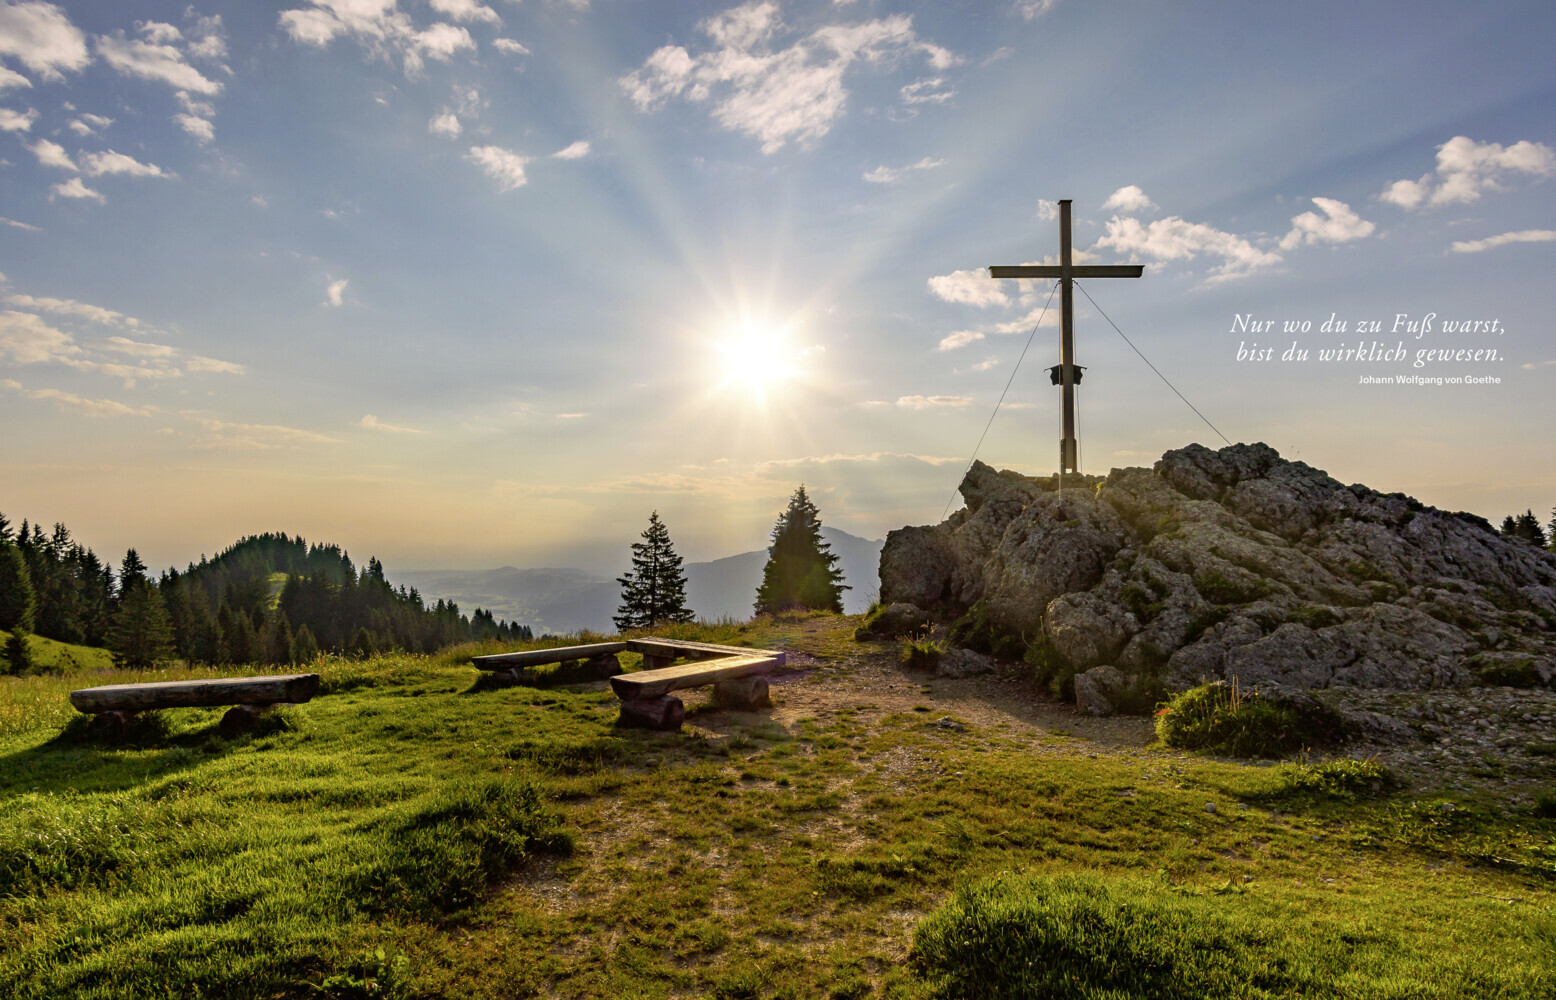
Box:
[879,443,1556,722]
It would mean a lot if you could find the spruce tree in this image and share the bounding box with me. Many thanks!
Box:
[0,541,36,634]
[3,628,34,676]
[614,511,695,631]
[291,624,320,664]
[754,485,847,615]
[108,581,176,670]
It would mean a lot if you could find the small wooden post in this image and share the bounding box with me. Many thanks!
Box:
[618,695,685,731]
[713,677,771,710]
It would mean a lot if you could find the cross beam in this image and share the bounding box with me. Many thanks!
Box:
[989,199,1142,479]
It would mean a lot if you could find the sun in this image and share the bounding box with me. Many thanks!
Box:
[713,320,797,395]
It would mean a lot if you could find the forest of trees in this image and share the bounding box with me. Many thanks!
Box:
[0,514,531,673]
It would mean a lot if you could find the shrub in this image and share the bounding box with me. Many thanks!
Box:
[1267,758,1398,801]
[1192,569,1271,605]
[1154,680,1314,758]
[947,599,1025,660]
[900,639,943,671]
[911,871,1307,999]
[1534,792,1556,819]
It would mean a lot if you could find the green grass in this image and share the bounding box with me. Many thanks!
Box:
[0,618,1552,998]
[0,628,115,674]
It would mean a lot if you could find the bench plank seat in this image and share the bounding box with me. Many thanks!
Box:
[473,642,629,670]
[610,654,778,701]
[69,674,321,714]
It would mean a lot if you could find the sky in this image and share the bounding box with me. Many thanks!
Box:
[0,0,1553,578]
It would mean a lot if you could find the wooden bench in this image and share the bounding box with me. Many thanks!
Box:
[473,638,785,731]
[69,674,322,737]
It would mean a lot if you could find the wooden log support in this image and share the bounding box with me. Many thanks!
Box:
[641,652,677,671]
[219,704,268,737]
[473,642,629,670]
[713,676,770,710]
[617,695,685,731]
[587,652,624,678]
[610,654,778,701]
[69,674,320,714]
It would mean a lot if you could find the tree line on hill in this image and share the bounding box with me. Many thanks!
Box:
[1499,508,1556,551]
[613,485,847,629]
[0,515,531,674]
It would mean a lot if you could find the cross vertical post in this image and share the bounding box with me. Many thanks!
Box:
[990,199,1143,484]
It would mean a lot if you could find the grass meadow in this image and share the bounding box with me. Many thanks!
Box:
[0,615,1552,998]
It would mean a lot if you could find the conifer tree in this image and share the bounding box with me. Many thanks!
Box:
[614,511,695,630]
[3,629,34,676]
[108,580,176,670]
[291,624,320,664]
[754,485,847,615]
[1514,509,1547,547]
[0,541,36,634]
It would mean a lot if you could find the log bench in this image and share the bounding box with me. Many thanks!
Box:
[69,673,322,738]
[473,638,785,731]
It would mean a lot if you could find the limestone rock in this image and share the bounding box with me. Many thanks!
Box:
[1074,665,1128,716]
[937,647,995,679]
[1044,592,1137,670]
[855,602,929,639]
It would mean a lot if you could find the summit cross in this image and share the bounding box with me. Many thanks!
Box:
[990,199,1142,480]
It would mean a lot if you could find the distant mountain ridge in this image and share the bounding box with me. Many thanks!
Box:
[390,527,883,635]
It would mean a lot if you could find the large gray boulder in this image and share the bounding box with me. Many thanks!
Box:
[878,441,1556,708]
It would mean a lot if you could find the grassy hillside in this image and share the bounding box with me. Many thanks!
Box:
[0,616,1552,999]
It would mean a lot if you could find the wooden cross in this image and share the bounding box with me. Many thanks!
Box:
[990,199,1142,480]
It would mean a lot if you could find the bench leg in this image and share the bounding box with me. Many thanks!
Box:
[586,652,624,679]
[88,710,135,740]
[713,677,770,710]
[642,652,676,671]
[219,703,273,737]
[617,695,684,731]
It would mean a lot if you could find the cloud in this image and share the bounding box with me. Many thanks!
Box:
[555,412,587,420]
[429,0,500,25]
[1382,136,1556,210]
[66,111,111,134]
[0,309,79,363]
[0,217,40,231]
[279,1,475,76]
[900,76,954,104]
[324,278,348,307]
[358,413,426,433]
[937,330,983,350]
[185,414,341,450]
[0,1,90,81]
[1450,229,1556,254]
[95,31,223,95]
[175,113,214,142]
[928,268,1007,307]
[80,149,168,178]
[993,304,1060,333]
[620,1,956,153]
[0,105,35,130]
[492,37,527,55]
[552,139,590,159]
[1279,197,1375,251]
[0,65,32,88]
[1102,184,1155,212]
[184,355,245,374]
[1095,213,1281,283]
[1036,199,1058,220]
[862,155,944,184]
[467,144,530,191]
[99,335,173,357]
[49,177,103,202]
[28,137,74,170]
[5,293,135,326]
[970,358,998,371]
[1,382,154,417]
[184,13,228,61]
[429,110,461,136]
[1015,0,1062,19]
[895,394,972,408]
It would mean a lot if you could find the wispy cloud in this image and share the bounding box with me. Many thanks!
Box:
[0,380,155,418]
[0,106,36,131]
[492,38,527,55]
[552,140,590,160]
[429,110,461,137]
[95,28,223,95]
[359,414,427,434]
[28,137,75,170]
[185,414,341,451]
[863,155,945,184]
[324,278,348,307]
[0,309,80,364]
[80,149,169,178]
[937,330,983,350]
[279,0,475,77]
[893,394,972,409]
[1095,213,1281,284]
[621,1,955,153]
[1450,229,1556,254]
